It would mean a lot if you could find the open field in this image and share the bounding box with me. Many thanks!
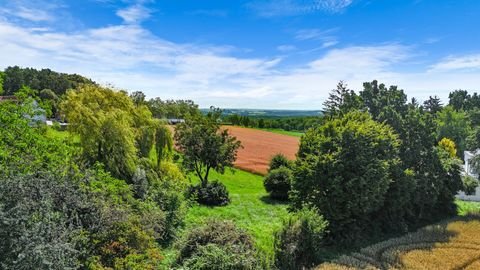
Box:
[225,126,300,175]
[169,125,301,175]
[170,168,288,267]
[317,214,480,270]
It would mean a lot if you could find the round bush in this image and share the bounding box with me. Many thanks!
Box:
[188,180,230,206]
[177,220,261,270]
[463,175,479,195]
[269,154,291,172]
[264,167,293,200]
[274,207,329,270]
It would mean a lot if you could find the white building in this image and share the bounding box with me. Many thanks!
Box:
[457,150,480,201]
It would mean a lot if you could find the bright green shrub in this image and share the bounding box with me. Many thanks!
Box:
[274,207,328,270]
[176,220,261,270]
[264,166,293,200]
[188,180,230,206]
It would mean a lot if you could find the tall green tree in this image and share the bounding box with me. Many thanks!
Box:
[61,84,138,180]
[322,81,362,117]
[292,111,400,240]
[423,95,443,114]
[174,107,242,187]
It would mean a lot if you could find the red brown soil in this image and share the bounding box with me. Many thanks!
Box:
[224,126,299,175]
[169,125,300,175]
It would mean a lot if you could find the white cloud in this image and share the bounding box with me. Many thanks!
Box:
[429,54,480,72]
[116,4,152,24]
[248,0,353,17]
[0,9,480,109]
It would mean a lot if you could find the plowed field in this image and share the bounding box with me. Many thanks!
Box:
[224,126,299,175]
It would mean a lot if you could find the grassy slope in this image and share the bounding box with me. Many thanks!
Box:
[182,168,289,265]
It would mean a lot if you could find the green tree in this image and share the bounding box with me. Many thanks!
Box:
[130,90,146,106]
[175,107,242,187]
[423,95,443,114]
[0,71,5,95]
[322,81,362,117]
[291,111,400,240]
[154,124,173,168]
[436,106,471,158]
[61,84,138,180]
[449,90,471,111]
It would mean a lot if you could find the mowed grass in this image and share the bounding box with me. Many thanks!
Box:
[257,128,304,137]
[183,168,289,264]
[317,213,480,270]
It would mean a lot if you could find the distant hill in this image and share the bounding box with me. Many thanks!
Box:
[202,108,323,118]
[1,66,95,96]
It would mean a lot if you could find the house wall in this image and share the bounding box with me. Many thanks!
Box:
[456,150,480,201]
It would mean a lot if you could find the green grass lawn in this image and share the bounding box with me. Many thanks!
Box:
[456,199,480,215]
[257,128,304,137]
[180,168,289,266]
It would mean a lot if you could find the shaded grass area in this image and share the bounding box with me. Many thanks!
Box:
[178,168,289,266]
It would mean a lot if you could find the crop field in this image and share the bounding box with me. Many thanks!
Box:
[317,214,480,270]
[225,126,300,175]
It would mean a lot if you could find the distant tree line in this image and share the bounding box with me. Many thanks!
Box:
[224,114,323,131]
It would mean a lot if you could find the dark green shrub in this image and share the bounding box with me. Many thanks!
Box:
[274,207,328,270]
[264,167,293,200]
[188,180,230,206]
[463,175,479,195]
[292,112,400,241]
[269,153,291,172]
[177,220,261,270]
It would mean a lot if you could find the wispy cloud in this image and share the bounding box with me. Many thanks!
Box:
[248,0,354,17]
[294,28,339,48]
[429,54,480,72]
[0,2,479,109]
[0,0,62,22]
[116,3,153,24]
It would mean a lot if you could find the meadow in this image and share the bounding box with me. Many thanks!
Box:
[178,168,289,266]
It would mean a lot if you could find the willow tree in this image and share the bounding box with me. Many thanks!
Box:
[61,85,139,180]
[155,124,173,168]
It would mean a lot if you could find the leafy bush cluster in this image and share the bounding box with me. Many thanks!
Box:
[264,154,293,200]
[188,180,230,206]
[274,207,328,270]
[176,220,261,270]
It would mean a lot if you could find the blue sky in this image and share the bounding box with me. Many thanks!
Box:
[0,0,479,109]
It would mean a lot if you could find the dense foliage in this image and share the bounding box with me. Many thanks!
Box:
[188,180,231,206]
[274,207,328,270]
[176,220,261,270]
[292,111,400,240]
[224,114,323,131]
[1,66,94,96]
[289,81,466,248]
[175,107,242,189]
[264,167,293,201]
